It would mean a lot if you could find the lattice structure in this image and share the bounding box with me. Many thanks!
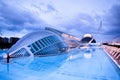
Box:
[7,30,68,59]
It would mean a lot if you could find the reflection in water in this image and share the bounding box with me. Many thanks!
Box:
[66,48,82,61]
[13,57,34,68]
[0,53,68,80]
[83,53,92,59]
[83,47,95,59]
[7,64,9,73]
[0,48,120,80]
[67,48,94,61]
[67,53,82,61]
[12,54,68,72]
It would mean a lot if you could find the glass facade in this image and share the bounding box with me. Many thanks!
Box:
[9,35,67,58]
[10,48,30,58]
[28,35,62,54]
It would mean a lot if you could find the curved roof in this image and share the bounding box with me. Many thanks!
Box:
[83,34,92,38]
[81,37,96,43]
[8,30,58,53]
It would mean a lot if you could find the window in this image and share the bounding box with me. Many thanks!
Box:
[32,43,39,51]
[41,39,48,46]
[39,40,45,47]
[28,45,36,53]
[43,38,50,46]
[51,36,56,43]
[10,48,29,58]
[35,41,42,49]
[47,36,53,43]
[28,35,62,54]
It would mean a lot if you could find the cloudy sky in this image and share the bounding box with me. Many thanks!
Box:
[0,0,120,42]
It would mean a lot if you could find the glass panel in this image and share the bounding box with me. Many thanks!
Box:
[50,36,55,43]
[44,38,51,45]
[47,36,53,43]
[28,45,36,53]
[54,36,60,42]
[53,36,57,42]
[27,35,62,54]
[41,39,48,46]
[10,48,29,58]
[35,41,41,49]
[39,40,45,47]
[32,43,39,51]
[34,42,40,50]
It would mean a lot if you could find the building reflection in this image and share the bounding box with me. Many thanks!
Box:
[83,53,92,59]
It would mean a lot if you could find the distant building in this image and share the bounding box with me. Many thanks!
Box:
[9,37,19,44]
[0,37,19,49]
[45,27,80,48]
[80,34,96,43]
[8,30,68,58]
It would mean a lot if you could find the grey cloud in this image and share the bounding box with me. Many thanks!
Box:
[0,0,50,32]
[32,3,57,13]
[61,13,100,35]
[47,4,57,12]
[104,4,120,35]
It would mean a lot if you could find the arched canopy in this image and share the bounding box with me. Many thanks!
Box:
[8,30,62,53]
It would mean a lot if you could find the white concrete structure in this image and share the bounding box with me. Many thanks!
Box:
[8,30,68,58]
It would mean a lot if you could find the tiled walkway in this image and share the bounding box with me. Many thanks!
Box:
[102,45,120,68]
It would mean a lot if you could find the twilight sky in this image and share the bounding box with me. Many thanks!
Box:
[0,0,120,42]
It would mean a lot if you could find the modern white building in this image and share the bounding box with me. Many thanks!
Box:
[7,30,68,58]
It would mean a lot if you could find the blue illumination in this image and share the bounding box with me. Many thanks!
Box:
[0,48,120,80]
